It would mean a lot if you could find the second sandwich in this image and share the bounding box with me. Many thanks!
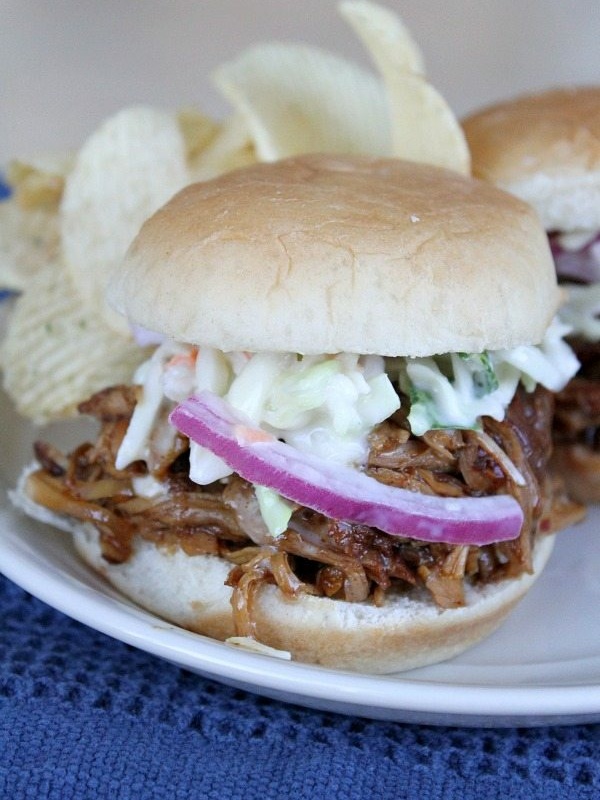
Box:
[463,87,600,502]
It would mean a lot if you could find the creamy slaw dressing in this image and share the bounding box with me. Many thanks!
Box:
[396,318,579,435]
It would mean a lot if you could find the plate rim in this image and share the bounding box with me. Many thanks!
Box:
[1,501,599,727]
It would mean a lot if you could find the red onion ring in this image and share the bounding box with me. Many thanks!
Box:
[170,391,523,545]
[550,233,600,284]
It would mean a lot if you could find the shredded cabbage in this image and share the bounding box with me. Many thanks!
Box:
[255,485,295,536]
[559,283,600,342]
[116,348,401,533]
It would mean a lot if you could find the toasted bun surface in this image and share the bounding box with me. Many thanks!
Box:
[109,154,558,357]
[12,466,555,674]
[462,87,600,231]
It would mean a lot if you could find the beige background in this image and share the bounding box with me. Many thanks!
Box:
[2,0,600,163]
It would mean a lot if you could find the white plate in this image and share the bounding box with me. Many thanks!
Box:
[0,390,599,727]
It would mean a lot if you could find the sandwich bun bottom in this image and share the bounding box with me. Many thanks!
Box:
[12,466,555,674]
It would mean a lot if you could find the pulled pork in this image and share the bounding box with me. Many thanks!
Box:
[554,338,600,452]
[26,383,583,636]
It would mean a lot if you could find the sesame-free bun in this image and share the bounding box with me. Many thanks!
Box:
[11,465,556,674]
[462,87,600,231]
[109,154,558,357]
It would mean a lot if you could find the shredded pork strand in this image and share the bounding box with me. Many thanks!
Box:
[26,383,583,635]
[554,337,600,456]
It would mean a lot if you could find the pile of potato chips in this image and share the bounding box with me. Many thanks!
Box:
[0,0,469,424]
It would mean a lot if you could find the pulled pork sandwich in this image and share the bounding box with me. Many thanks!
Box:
[463,87,600,502]
[14,154,583,673]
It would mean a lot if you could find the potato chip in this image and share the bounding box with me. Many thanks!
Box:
[177,108,221,162]
[339,0,424,76]
[213,42,390,161]
[60,106,190,333]
[0,198,60,290]
[340,0,470,174]
[384,75,470,174]
[188,114,257,182]
[7,152,74,211]
[1,258,149,423]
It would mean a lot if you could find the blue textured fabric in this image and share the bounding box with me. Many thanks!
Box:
[1,180,17,302]
[0,175,11,201]
[0,573,598,799]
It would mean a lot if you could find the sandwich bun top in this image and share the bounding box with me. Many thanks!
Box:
[109,154,558,357]
[462,87,600,231]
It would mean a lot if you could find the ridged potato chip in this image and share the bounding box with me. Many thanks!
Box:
[0,199,60,291]
[1,258,149,423]
[213,42,390,161]
[60,106,190,333]
[340,1,470,174]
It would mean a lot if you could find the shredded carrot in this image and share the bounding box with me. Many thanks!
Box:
[234,424,275,445]
[166,348,198,370]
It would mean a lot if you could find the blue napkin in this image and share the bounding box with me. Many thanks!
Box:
[0,177,17,302]
[0,173,12,300]
[0,573,598,800]
[0,177,10,201]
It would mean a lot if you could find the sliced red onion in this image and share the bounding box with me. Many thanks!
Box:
[169,391,523,545]
[550,232,600,283]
